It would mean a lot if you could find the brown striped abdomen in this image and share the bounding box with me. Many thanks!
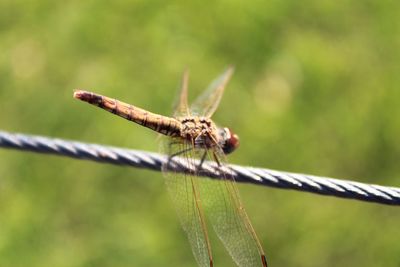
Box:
[73,90,182,137]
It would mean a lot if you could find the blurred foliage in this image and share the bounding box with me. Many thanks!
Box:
[0,0,400,266]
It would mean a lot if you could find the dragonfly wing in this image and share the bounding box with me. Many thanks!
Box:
[190,67,234,118]
[200,148,267,267]
[173,69,191,117]
[161,138,213,267]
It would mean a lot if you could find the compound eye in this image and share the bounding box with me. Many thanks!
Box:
[222,128,240,154]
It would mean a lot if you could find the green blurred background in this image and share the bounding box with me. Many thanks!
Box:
[1,1,400,266]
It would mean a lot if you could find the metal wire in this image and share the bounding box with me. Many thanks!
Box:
[0,130,399,206]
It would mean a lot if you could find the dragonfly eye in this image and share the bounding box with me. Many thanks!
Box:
[221,128,240,154]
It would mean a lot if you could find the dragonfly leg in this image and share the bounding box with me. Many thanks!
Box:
[167,139,191,159]
[163,147,194,173]
[212,151,221,166]
[168,147,193,161]
[196,150,208,171]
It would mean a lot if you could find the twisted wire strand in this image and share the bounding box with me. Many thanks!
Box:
[0,130,399,206]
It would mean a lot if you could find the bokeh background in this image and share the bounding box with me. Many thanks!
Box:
[1,1,400,266]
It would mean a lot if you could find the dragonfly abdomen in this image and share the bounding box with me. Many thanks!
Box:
[74,90,182,137]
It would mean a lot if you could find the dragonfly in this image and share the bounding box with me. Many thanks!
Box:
[73,67,268,267]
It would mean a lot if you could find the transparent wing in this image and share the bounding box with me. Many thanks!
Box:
[200,147,267,267]
[190,67,234,118]
[173,69,191,117]
[161,138,213,267]
[162,136,267,267]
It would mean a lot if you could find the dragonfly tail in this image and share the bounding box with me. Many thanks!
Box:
[74,90,182,137]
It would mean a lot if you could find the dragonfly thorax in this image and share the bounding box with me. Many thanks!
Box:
[179,116,219,148]
[178,117,239,154]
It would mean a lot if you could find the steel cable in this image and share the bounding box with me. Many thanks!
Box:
[0,130,399,206]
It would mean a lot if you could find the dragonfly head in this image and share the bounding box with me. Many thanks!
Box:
[219,127,240,154]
